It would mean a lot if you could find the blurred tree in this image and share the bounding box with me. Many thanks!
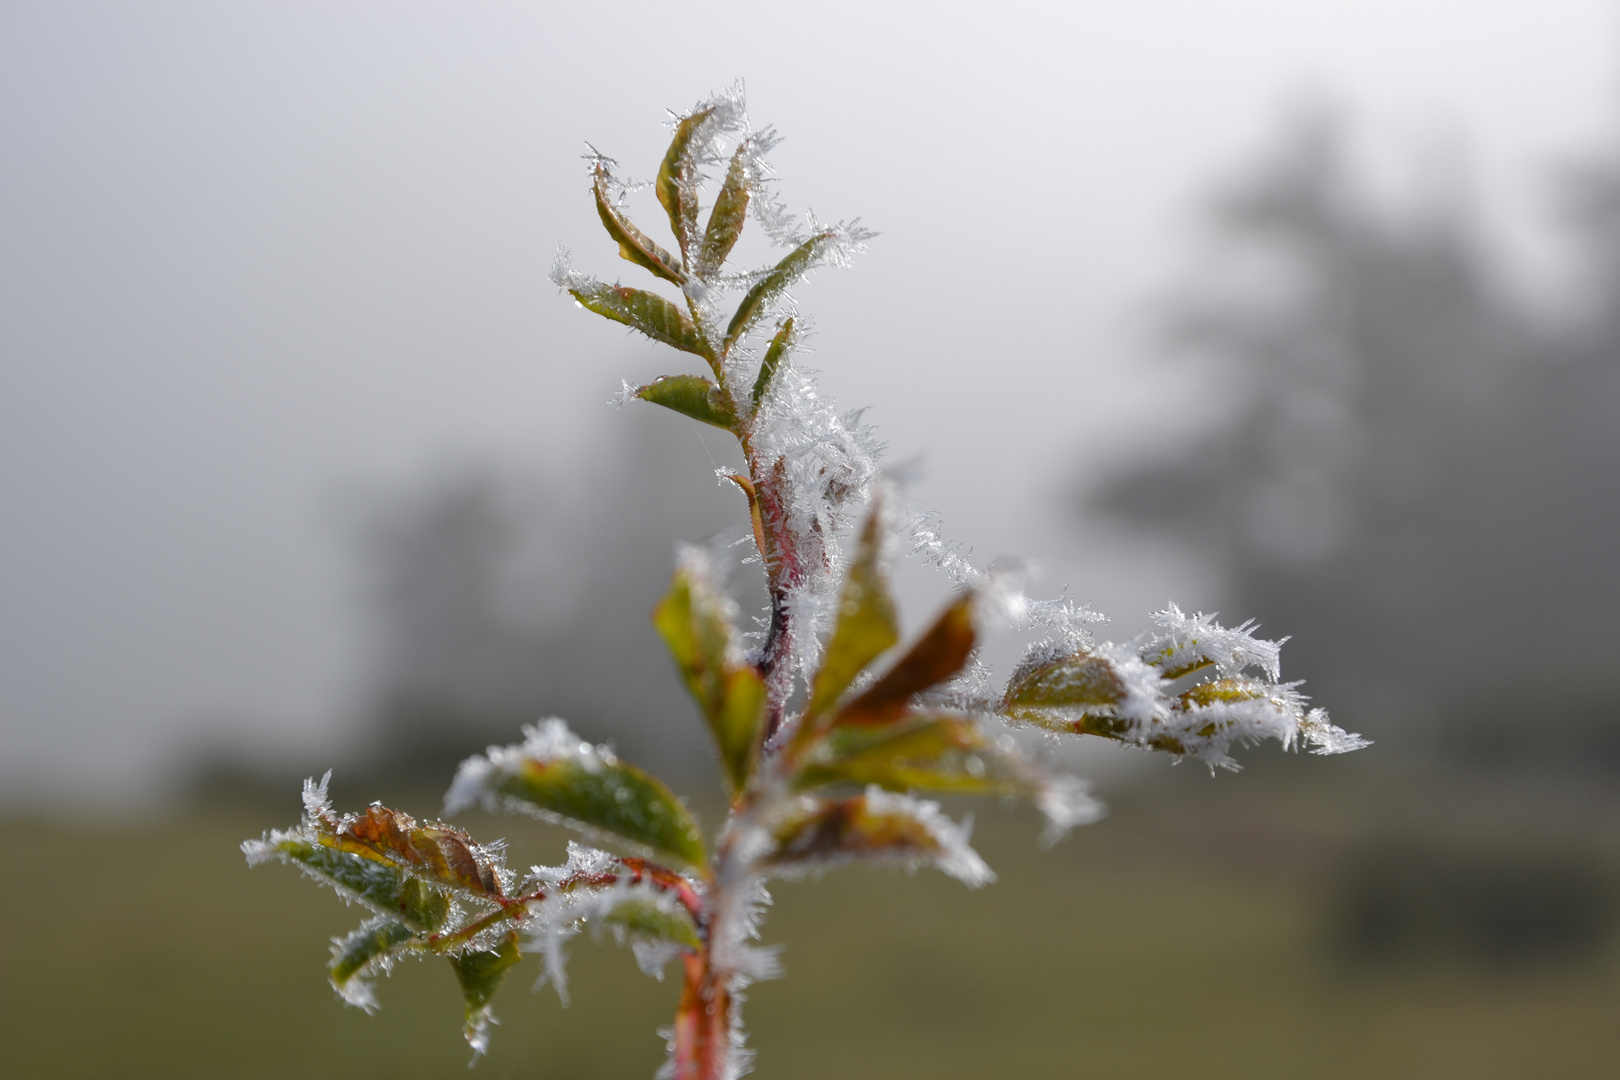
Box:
[1089,108,1620,743]
[352,411,749,783]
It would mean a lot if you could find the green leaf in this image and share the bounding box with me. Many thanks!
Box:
[595,164,685,286]
[751,318,794,411]
[456,720,707,868]
[451,935,522,1010]
[451,933,522,1056]
[329,917,418,998]
[804,507,898,723]
[796,714,1030,797]
[657,108,713,257]
[835,594,976,727]
[247,833,452,932]
[601,894,703,951]
[999,651,1133,739]
[653,560,767,792]
[570,280,715,362]
[636,374,737,431]
[695,142,750,278]
[723,232,834,354]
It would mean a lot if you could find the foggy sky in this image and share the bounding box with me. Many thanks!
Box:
[2,0,1615,807]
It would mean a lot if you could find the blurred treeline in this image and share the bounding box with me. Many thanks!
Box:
[1085,106,1620,971]
[190,407,757,810]
[1091,107,1620,754]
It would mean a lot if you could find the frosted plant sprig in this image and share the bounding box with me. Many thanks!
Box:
[247,90,1365,1077]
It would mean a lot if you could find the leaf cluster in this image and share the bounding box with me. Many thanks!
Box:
[246,89,1365,1071]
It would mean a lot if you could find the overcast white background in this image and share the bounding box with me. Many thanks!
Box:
[2,0,1615,807]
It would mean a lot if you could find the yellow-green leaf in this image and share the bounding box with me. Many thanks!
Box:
[999,650,1134,739]
[751,318,794,412]
[723,232,834,353]
[796,714,1030,797]
[636,374,737,431]
[1179,677,1267,707]
[653,560,767,792]
[595,164,685,286]
[695,142,749,278]
[804,507,898,723]
[657,108,712,257]
[570,280,714,361]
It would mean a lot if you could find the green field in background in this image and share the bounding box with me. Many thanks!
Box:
[5,780,1618,1080]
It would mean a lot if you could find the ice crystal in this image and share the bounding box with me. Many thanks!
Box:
[1142,602,1284,681]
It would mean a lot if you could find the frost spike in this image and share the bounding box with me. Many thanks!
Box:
[804,506,898,726]
[695,141,750,278]
[835,594,976,727]
[569,281,715,362]
[751,318,794,413]
[635,374,738,432]
[723,231,835,354]
[594,164,686,286]
[657,108,712,259]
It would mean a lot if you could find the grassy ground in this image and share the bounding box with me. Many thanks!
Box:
[5,768,1618,1079]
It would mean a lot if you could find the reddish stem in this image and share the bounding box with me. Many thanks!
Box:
[673,951,733,1080]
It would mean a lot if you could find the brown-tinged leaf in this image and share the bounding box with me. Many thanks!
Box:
[723,232,834,353]
[653,559,767,792]
[657,108,713,256]
[695,142,750,278]
[751,318,794,411]
[804,507,898,724]
[570,280,714,361]
[636,374,737,431]
[595,164,685,285]
[764,789,992,886]
[316,805,507,901]
[835,594,975,727]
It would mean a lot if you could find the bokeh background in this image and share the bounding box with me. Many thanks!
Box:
[4,2,1619,1077]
